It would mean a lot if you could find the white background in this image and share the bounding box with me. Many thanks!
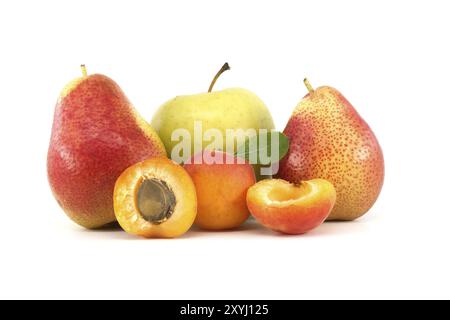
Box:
[0,0,449,299]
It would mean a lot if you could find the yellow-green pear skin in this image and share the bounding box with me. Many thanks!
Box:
[278,80,384,221]
[151,87,275,157]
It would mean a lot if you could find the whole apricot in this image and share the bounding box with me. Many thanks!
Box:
[184,151,256,230]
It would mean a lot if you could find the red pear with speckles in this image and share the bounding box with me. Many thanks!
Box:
[47,66,166,229]
[277,79,384,220]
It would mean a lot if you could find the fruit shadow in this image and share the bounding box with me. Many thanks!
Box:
[182,218,360,238]
[226,219,369,238]
[73,218,370,240]
[300,220,366,238]
[182,219,274,238]
[74,222,137,240]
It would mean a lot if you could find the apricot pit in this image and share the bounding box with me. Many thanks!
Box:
[137,178,176,224]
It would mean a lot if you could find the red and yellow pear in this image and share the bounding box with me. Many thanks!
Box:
[47,65,166,229]
[278,79,384,220]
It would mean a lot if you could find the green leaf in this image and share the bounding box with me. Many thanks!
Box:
[235,131,289,165]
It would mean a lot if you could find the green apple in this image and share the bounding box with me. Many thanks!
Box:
[151,63,275,162]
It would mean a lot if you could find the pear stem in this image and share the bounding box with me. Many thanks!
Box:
[81,64,88,77]
[304,78,314,94]
[208,62,230,93]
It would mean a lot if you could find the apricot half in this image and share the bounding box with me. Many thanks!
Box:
[246,179,336,234]
[113,157,197,238]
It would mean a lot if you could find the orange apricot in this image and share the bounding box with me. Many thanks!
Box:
[113,157,197,238]
[247,179,336,234]
[184,151,256,230]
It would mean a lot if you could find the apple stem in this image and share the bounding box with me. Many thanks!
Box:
[81,64,88,77]
[208,62,230,93]
[304,78,314,94]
